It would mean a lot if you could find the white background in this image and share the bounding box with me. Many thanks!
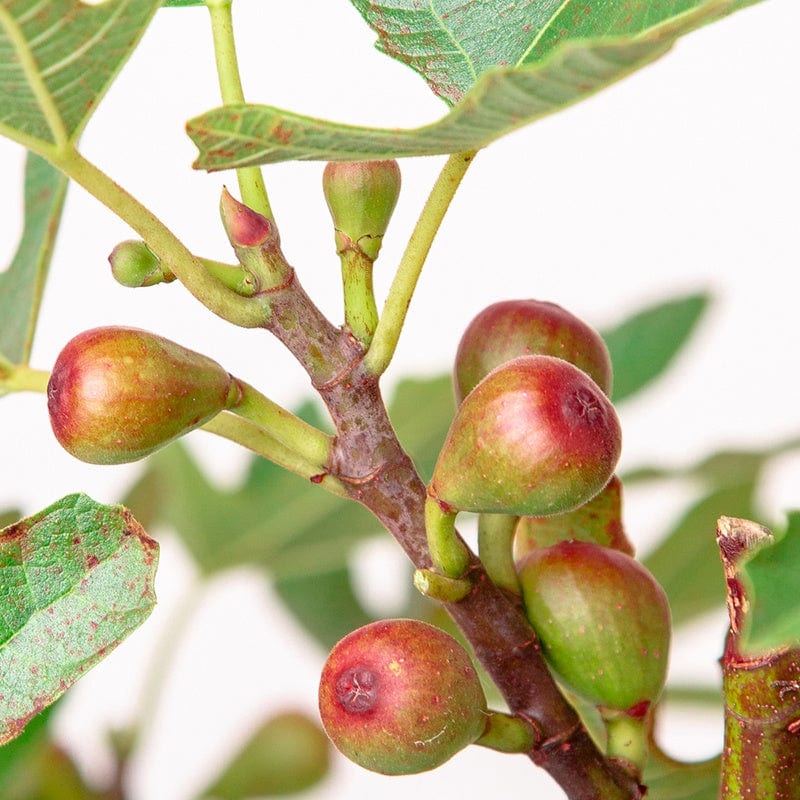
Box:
[1,0,799,797]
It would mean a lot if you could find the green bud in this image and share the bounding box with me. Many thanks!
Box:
[322,160,401,260]
[454,299,612,404]
[431,355,621,517]
[318,619,487,775]
[108,240,174,288]
[47,326,242,464]
[519,541,671,713]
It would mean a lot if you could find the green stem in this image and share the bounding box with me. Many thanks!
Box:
[202,412,348,499]
[206,0,272,221]
[413,568,471,603]
[0,365,49,393]
[340,249,378,345]
[51,147,270,328]
[478,513,521,594]
[425,495,471,578]
[364,151,476,376]
[603,713,649,774]
[475,710,537,754]
[231,381,333,468]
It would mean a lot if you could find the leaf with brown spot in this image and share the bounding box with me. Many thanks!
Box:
[0,494,158,745]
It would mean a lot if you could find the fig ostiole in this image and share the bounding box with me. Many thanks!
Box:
[453,299,613,404]
[318,619,487,775]
[47,326,243,465]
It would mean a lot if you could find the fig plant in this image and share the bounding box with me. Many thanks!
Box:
[0,1,798,799]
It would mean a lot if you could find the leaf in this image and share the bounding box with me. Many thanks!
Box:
[0,153,68,365]
[645,752,721,800]
[350,0,762,105]
[741,511,800,652]
[188,0,766,168]
[0,0,160,151]
[389,374,454,483]
[644,483,757,627]
[0,494,158,745]
[602,293,710,404]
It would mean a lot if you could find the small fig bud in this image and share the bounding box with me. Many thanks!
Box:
[47,326,242,464]
[318,619,487,775]
[454,299,612,404]
[514,475,635,558]
[203,710,330,799]
[519,541,671,712]
[430,355,621,517]
[108,240,174,288]
[322,160,401,259]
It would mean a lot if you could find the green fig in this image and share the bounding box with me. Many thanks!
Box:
[519,540,671,713]
[318,619,487,775]
[322,160,401,260]
[47,326,242,464]
[430,355,621,517]
[514,475,635,558]
[454,299,612,404]
[108,240,174,288]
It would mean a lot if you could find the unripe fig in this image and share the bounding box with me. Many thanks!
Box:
[430,355,621,517]
[322,160,401,259]
[519,541,671,712]
[318,619,487,775]
[514,475,635,558]
[454,299,612,404]
[47,326,242,464]
[108,240,174,288]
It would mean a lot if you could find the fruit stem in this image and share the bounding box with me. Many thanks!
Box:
[364,151,476,376]
[475,710,538,754]
[51,148,271,328]
[602,712,649,774]
[413,568,471,603]
[0,364,49,394]
[339,248,379,346]
[478,513,521,594]
[425,495,471,578]
[231,381,334,469]
[202,412,348,499]
[205,0,273,222]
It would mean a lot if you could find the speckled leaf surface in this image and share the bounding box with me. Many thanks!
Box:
[0,0,159,150]
[188,0,767,168]
[0,494,158,744]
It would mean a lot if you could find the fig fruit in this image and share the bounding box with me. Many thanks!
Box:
[318,619,487,775]
[514,475,634,558]
[519,540,670,712]
[47,326,242,464]
[454,299,612,404]
[430,355,621,517]
[322,160,401,259]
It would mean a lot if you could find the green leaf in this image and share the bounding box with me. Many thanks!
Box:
[389,374,454,483]
[741,511,800,652]
[644,483,757,628]
[645,752,721,800]
[0,0,160,152]
[0,153,68,365]
[188,0,765,168]
[350,0,762,105]
[0,494,158,745]
[602,293,710,404]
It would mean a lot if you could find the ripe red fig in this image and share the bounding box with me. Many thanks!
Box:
[318,619,487,775]
[47,326,242,464]
[519,541,671,712]
[514,475,635,558]
[430,355,621,517]
[454,299,612,404]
